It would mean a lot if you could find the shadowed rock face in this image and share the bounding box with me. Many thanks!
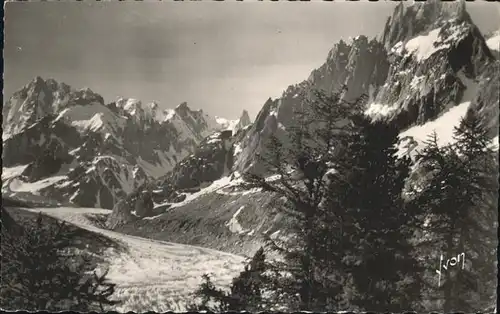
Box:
[2,116,82,167]
[169,132,233,191]
[467,60,500,138]
[2,78,238,209]
[233,36,390,176]
[233,98,279,174]
[371,7,495,131]
[106,127,254,229]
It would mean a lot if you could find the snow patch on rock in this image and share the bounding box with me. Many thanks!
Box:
[165,176,234,209]
[486,31,500,52]
[365,103,399,118]
[9,175,67,194]
[401,23,468,62]
[55,103,126,140]
[216,117,240,133]
[1,164,30,181]
[398,101,471,157]
[225,205,247,234]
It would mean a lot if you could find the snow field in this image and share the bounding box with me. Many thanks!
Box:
[397,100,471,156]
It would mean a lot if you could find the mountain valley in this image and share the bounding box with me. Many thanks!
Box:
[2,1,498,312]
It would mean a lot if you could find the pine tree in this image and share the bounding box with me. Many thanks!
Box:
[190,247,270,311]
[325,114,423,311]
[227,247,268,311]
[412,111,498,312]
[1,212,119,311]
[190,274,229,312]
[242,88,368,311]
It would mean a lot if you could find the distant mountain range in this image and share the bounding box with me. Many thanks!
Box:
[2,77,251,209]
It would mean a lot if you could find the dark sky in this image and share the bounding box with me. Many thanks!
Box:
[4,1,499,120]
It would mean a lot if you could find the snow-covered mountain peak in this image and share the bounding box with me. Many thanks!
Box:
[347,35,369,46]
[80,87,95,95]
[163,109,176,122]
[175,101,191,114]
[365,0,496,130]
[171,102,207,123]
[2,78,246,210]
[117,98,141,112]
[111,98,247,135]
[26,76,45,91]
[382,0,471,51]
[69,88,105,107]
[115,98,174,125]
[215,110,252,134]
[150,101,159,110]
[3,77,82,139]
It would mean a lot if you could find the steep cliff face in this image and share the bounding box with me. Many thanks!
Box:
[233,98,281,174]
[368,1,495,131]
[2,78,245,209]
[233,36,390,175]
[309,36,390,102]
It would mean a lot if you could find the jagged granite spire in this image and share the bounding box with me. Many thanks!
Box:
[237,110,251,128]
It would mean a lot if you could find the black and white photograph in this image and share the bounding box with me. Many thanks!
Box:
[1,0,499,312]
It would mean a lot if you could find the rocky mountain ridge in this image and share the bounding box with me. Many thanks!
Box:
[2,77,251,209]
[105,1,499,257]
[236,1,498,174]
